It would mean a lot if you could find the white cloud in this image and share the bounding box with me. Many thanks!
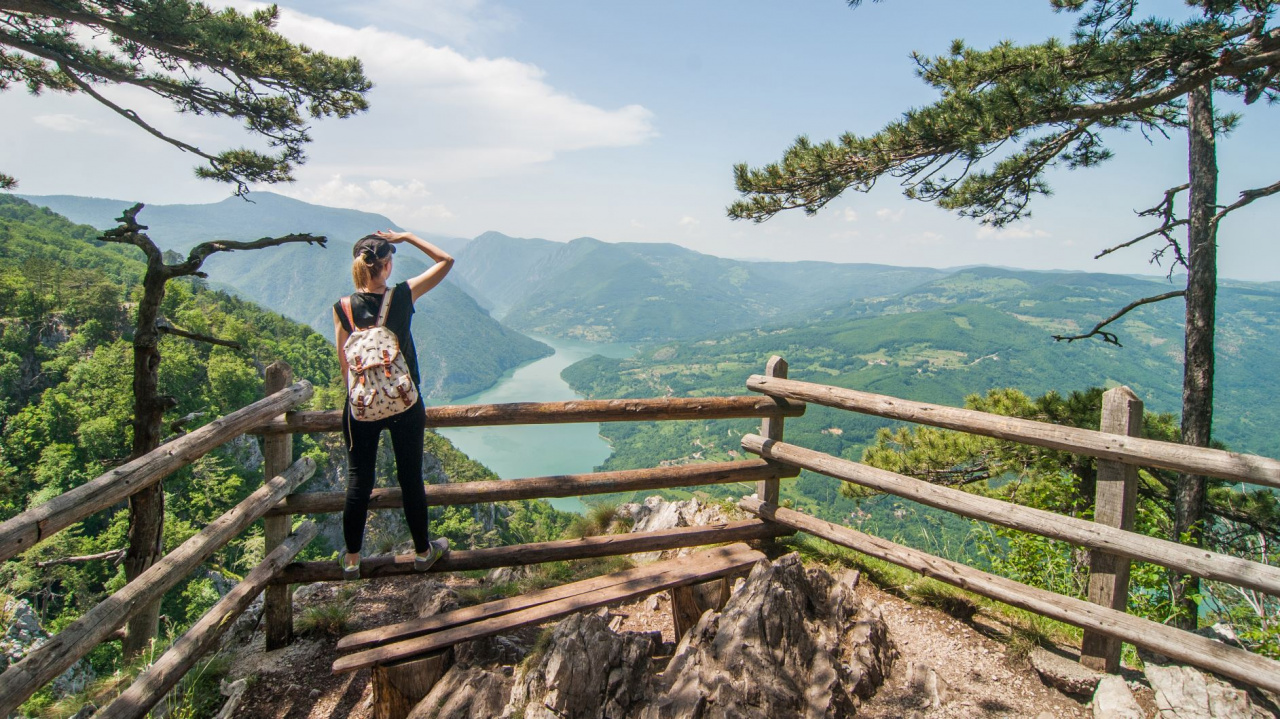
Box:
[679,216,700,228]
[975,224,1051,240]
[842,207,859,222]
[875,207,904,222]
[33,114,91,133]
[282,175,453,226]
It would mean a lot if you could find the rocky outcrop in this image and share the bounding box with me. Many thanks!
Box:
[506,611,661,719]
[641,552,895,718]
[1092,675,1146,719]
[1143,663,1277,719]
[1,597,94,699]
[1030,647,1104,698]
[618,497,738,562]
[411,666,513,719]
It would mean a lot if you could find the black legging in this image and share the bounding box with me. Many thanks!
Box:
[342,397,430,554]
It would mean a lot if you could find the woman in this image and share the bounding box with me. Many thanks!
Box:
[333,230,454,578]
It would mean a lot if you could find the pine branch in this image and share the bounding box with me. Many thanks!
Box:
[33,548,126,568]
[155,322,242,351]
[1052,290,1186,346]
[171,233,327,277]
[1212,178,1280,227]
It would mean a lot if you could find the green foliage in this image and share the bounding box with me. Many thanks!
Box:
[297,602,353,638]
[729,1,1276,224]
[1,2,370,194]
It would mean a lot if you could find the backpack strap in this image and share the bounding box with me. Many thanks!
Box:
[339,296,356,332]
[374,285,394,328]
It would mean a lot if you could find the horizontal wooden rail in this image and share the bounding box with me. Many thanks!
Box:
[741,435,1280,597]
[740,498,1280,695]
[250,395,805,435]
[0,457,317,716]
[95,522,319,719]
[272,519,793,584]
[267,459,799,517]
[0,381,314,563]
[747,375,1280,490]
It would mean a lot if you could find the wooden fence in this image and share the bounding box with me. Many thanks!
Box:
[4,352,1279,716]
[0,359,802,717]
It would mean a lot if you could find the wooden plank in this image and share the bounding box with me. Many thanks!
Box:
[0,457,317,716]
[250,395,806,435]
[756,356,789,505]
[746,374,1280,491]
[670,578,729,640]
[1081,387,1143,674]
[337,543,761,653]
[740,498,1280,696]
[0,380,313,563]
[262,362,295,651]
[741,434,1280,597]
[333,544,765,674]
[275,520,792,584]
[94,522,318,719]
[267,460,797,517]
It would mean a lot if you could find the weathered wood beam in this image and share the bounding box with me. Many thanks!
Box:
[267,460,797,517]
[747,375,1280,490]
[741,434,1280,597]
[249,395,805,435]
[0,457,317,715]
[740,498,1280,696]
[262,362,295,651]
[333,543,765,674]
[273,520,792,584]
[94,522,318,719]
[755,356,789,506]
[0,381,313,563]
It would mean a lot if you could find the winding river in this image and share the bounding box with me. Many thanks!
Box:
[438,336,635,513]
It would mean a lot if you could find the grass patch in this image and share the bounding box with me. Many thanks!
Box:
[297,602,352,637]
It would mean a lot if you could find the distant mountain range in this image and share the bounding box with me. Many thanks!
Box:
[20,193,548,399]
[453,231,950,341]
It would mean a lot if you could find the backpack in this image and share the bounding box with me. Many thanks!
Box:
[339,288,419,421]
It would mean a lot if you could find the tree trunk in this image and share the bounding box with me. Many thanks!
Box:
[1171,85,1218,630]
[121,262,173,659]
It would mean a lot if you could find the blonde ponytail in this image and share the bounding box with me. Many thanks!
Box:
[352,255,389,291]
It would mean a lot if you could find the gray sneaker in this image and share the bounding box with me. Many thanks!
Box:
[340,554,360,580]
[414,537,449,572]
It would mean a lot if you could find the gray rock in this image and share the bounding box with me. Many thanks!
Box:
[411,666,513,719]
[506,611,660,719]
[641,553,896,718]
[1030,647,1104,698]
[413,580,459,619]
[0,597,95,698]
[907,661,951,710]
[1092,675,1146,719]
[1145,663,1272,719]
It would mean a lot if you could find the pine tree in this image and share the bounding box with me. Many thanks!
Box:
[729,0,1280,627]
[0,1,371,194]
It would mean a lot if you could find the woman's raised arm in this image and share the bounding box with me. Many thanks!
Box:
[375,230,454,301]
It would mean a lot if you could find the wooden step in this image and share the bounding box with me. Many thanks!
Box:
[332,543,765,675]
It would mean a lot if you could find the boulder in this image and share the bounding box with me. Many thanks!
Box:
[1144,663,1272,719]
[619,497,737,562]
[640,553,896,718]
[1092,675,1146,719]
[505,611,661,719]
[410,666,513,719]
[1,597,95,698]
[1030,647,1104,698]
[906,661,951,710]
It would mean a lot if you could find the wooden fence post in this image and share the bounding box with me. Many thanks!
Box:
[756,356,789,506]
[1080,386,1143,673]
[263,362,295,650]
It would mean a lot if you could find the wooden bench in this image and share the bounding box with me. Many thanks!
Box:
[333,541,764,674]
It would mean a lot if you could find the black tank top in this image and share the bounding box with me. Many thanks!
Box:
[333,281,420,387]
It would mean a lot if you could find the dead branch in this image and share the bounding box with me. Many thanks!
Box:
[1052,290,1186,346]
[1212,178,1280,228]
[34,548,126,568]
[172,233,327,278]
[1096,183,1189,266]
[156,322,242,351]
[168,412,206,437]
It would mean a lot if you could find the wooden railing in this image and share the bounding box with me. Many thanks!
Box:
[0,358,803,717]
[738,368,1280,695]
[7,350,1277,715]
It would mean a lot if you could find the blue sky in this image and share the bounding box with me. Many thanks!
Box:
[4,1,1278,279]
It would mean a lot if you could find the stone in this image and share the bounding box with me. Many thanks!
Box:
[505,612,660,719]
[907,662,950,710]
[1144,663,1272,719]
[1092,675,1146,719]
[640,553,896,718]
[0,597,95,698]
[413,580,459,619]
[410,666,513,719]
[618,497,735,562]
[1030,647,1105,698]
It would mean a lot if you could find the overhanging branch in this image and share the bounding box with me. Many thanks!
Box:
[156,322,242,351]
[1052,290,1186,346]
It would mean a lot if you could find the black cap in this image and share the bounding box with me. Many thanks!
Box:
[352,234,396,262]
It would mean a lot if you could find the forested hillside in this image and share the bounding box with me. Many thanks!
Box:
[454,231,948,341]
[20,194,549,400]
[562,266,1280,551]
[0,197,571,714]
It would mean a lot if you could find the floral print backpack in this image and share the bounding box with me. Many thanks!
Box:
[339,289,419,421]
